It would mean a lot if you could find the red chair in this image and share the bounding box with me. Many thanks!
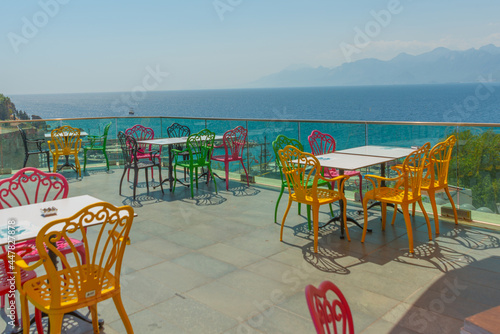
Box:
[305,281,355,334]
[125,124,162,180]
[308,130,363,202]
[0,168,86,263]
[211,126,249,190]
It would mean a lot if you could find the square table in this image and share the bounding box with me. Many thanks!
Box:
[314,153,397,237]
[138,135,224,190]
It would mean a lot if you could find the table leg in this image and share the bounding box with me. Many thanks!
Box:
[320,170,372,238]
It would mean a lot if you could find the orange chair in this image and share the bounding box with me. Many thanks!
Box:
[15,202,135,334]
[391,136,458,234]
[361,144,432,254]
[418,135,458,234]
[277,145,350,253]
[48,125,82,178]
[305,281,354,334]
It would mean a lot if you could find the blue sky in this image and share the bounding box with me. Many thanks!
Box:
[1,0,499,95]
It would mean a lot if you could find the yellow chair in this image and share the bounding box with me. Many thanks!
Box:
[416,135,458,234]
[48,125,82,177]
[278,145,351,253]
[15,202,135,334]
[361,144,432,254]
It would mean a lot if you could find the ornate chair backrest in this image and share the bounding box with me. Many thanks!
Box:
[0,167,68,209]
[17,125,30,152]
[101,122,112,148]
[308,130,336,156]
[272,135,303,182]
[222,126,247,160]
[426,135,457,188]
[278,145,320,203]
[117,131,137,168]
[305,281,355,334]
[399,143,430,201]
[51,125,81,154]
[167,123,190,138]
[186,129,215,166]
[35,202,134,310]
[125,124,154,153]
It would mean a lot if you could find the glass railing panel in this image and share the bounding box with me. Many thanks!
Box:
[452,125,500,219]
[247,120,299,185]
[115,117,162,138]
[299,121,366,152]
[367,124,451,147]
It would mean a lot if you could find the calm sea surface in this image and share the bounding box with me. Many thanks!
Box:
[10,84,500,123]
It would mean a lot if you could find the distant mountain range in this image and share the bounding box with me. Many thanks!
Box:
[250,44,500,87]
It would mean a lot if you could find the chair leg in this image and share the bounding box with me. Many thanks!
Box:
[74,154,81,177]
[46,151,51,172]
[418,199,432,240]
[358,174,363,202]
[361,196,370,243]
[103,149,110,171]
[240,159,249,187]
[35,309,43,334]
[224,162,229,191]
[391,204,398,225]
[280,198,293,242]
[19,294,30,334]
[83,148,88,171]
[53,154,59,172]
[427,189,440,234]
[172,165,178,194]
[127,168,130,182]
[401,204,414,253]
[157,165,164,194]
[7,285,19,327]
[49,313,64,334]
[90,304,99,333]
[113,294,134,334]
[209,166,218,194]
[133,168,139,200]
[306,205,311,231]
[119,167,127,195]
[444,186,458,225]
[145,168,150,195]
[312,204,319,253]
[381,202,387,231]
[190,167,195,198]
[341,199,351,241]
[275,184,285,223]
[23,154,29,168]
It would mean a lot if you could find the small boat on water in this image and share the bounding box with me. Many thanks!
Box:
[129,108,135,115]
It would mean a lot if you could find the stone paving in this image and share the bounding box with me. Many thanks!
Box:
[2,167,500,334]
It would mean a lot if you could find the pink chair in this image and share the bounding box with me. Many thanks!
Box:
[308,130,363,202]
[211,126,249,190]
[125,124,162,180]
[0,168,85,331]
[305,281,355,334]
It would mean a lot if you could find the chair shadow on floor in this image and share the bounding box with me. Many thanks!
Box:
[82,167,115,176]
[228,185,260,197]
[438,226,500,250]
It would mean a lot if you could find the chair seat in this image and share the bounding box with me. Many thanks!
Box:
[24,264,117,312]
[291,188,342,204]
[84,145,104,150]
[176,160,208,168]
[421,178,444,190]
[325,169,361,177]
[211,155,242,162]
[28,149,49,154]
[0,259,36,294]
[367,187,417,204]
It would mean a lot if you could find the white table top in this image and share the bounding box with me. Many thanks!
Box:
[138,135,224,146]
[336,145,416,159]
[45,131,88,138]
[0,195,103,245]
[315,153,396,170]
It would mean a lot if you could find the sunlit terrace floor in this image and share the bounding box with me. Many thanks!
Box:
[3,167,500,334]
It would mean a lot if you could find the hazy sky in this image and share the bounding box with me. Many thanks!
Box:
[1,0,500,95]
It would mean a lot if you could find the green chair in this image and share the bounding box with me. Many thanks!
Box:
[172,129,218,198]
[83,122,111,172]
[272,135,333,230]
